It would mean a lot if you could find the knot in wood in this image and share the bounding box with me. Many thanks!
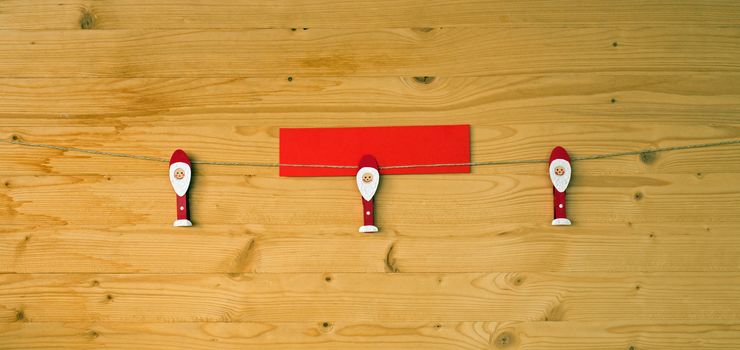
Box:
[494,331,515,348]
[639,151,656,164]
[80,8,97,29]
[633,191,643,201]
[413,76,436,84]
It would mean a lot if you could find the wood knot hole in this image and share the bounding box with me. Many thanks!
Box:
[633,192,643,201]
[413,76,436,84]
[79,8,97,29]
[639,151,656,164]
[319,321,334,333]
[612,41,619,47]
[494,332,515,348]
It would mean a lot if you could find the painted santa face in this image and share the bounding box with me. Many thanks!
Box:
[549,159,571,193]
[357,167,380,202]
[174,168,185,180]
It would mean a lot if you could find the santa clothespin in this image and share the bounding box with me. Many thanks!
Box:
[169,149,193,227]
[356,155,380,233]
[549,146,572,225]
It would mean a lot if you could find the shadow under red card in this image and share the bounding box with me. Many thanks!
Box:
[279,125,471,176]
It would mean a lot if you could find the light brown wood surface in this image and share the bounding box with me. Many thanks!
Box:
[1,1,740,349]
[1,27,740,77]
[4,322,739,350]
[1,1,739,29]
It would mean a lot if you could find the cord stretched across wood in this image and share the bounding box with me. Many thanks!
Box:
[3,138,740,170]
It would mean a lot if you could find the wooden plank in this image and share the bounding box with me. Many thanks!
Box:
[1,1,739,29]
[0,228,258,274]
[1,224,739,273]
[3,123,740,176]
[490,321,740,350]
[2,122,739,176]
[2,273,740,322]
[4,143,740,178]
[0,27,739,77]
[2,321,740,350]
[0,321,493,350]
[1,172,738,227]
[1,74,738,175]
[2,122,740,175]
[1,75,739,124]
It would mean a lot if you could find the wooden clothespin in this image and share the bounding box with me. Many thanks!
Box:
[356,155,380,233]
[169,149,193,227]
[549,146,572,225]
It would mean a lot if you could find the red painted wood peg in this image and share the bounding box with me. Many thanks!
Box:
[169,149,193,227]
[356,155,380,233]
[549,146,572,225]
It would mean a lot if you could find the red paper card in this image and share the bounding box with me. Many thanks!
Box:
[280,125,470,176]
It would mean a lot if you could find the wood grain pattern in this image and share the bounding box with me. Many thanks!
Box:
[1,0,740,348]
[3,321,740,350]
[1,75,738,124]
[1,74,738,176]
[1,27,739,77]
[2,172,738,228]
[2,224,740,273]
[2,273,740,322]
[3,125,740,175]
[1,0,739,29]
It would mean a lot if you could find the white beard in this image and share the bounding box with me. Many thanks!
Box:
[549,159,571,193]
[169,162,191,197]
[356,167,380,201]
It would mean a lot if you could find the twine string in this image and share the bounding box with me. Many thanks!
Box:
[3,138,740,169]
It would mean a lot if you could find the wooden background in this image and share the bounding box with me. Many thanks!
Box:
[1,1,740,349]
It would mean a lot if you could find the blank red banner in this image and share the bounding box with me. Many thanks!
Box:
[280,125,470,176]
